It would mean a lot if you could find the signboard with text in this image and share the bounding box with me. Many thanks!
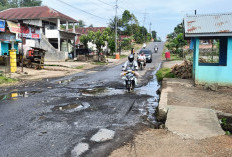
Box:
[7,21,20,33]
[19,24,41,39]
[0,20,5,32]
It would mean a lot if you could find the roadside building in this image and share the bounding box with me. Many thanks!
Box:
[0,6,78,61]
[184,13,232,86]
[0,20,21,56]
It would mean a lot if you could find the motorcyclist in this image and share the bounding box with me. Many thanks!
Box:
[143,43,146,49]
[121,54,139,85]
[137,52,146,67]
[154,44,158,52]
[131,48,135,55]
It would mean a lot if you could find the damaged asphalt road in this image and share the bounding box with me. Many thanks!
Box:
[0,42,163,157]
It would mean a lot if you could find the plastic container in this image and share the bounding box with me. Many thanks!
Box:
[165,51,171,60]
[115,53,120,59]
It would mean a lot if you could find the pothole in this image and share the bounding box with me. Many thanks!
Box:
[79,87,125,96]
[80,87,107,95]
[52,102,90,112]
[0,91,42,101]
[53,104,81,111]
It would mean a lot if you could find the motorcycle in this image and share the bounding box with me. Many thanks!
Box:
[122,67,136,92]
[154,47,158,53]
[137,59,145,70]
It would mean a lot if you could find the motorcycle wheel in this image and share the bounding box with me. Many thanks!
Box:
[140,63,143,70]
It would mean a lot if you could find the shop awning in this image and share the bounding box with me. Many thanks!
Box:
[7,21,20,33]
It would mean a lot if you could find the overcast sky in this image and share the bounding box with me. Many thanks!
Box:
[42,0,232,40]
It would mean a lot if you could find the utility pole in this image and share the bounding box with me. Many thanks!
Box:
[115,0,118,54]
[142,10,146,43]
[149,22,152,38]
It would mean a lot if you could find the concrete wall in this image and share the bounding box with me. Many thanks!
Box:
[23,20,42,27]
[45,29,59,39]
[194,37,232,86]
[37,34,67,61]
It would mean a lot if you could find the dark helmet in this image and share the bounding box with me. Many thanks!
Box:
[128,54,134,62]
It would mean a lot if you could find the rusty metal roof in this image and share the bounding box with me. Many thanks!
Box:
[184,13,232,37]
[75,27,106,35]
[0,6,78,23]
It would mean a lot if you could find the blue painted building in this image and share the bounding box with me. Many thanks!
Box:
[0,20,20,56]
[184,13,232,86]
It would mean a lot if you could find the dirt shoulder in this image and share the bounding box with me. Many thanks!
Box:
[110,128,232,157]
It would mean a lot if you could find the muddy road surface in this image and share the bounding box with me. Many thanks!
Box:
[0,42,164,157]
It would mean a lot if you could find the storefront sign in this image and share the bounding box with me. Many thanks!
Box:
[0,33,16,41]
[19,24,41,39]
[0,20,5,32]
[7,21,20,33]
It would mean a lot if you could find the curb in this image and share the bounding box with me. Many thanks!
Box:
[157,78,169,122]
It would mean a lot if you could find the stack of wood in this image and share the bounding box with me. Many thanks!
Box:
[199,57,207,63]
[171,60,193,79]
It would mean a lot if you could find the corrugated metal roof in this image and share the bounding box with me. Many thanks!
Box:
[184,13,232,37]
[0,6,78,23]
[75,27,106,35]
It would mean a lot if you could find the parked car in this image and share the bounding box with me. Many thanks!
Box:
[138,49,152,63]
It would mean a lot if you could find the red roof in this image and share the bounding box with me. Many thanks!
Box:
[0,6,78,23]
[76,27,106,35]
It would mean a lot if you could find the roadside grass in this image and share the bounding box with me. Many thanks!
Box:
[0,74,17,85]
[133,43,143,50]
[91,62,108,66]
[120,55,128,59]
[156,68,175,82]
[75,65,84,69]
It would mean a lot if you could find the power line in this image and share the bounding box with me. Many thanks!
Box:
[56,0,109,21]
[88,0,114,11]
[97,0,114,7]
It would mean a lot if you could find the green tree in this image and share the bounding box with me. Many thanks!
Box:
[77,20,86,28]
[165,33,187,54]
[94,30,109,61]
[20,0,42,7]
[165,23,187,54]
[0,0,41,10]
[152,31,157,40]
[79,34,89,49]
[104,27,115,54]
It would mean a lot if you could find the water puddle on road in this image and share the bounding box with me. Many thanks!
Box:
[0,91,42,101]
[52,102,90,113]
[79,87,125,97]
[137,63,162,127]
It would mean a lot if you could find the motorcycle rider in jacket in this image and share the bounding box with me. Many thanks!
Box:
[137,52,146,67]
[121,54,139,85]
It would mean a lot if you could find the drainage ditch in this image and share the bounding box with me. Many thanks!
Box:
[218,113,232,135]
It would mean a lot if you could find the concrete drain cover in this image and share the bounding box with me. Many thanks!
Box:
[71,143,89,157]
[90,128,115,142]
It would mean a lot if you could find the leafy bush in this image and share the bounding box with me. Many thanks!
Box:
[0,75,17,84]
[121,38,131,50]
[156,68,175,82]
